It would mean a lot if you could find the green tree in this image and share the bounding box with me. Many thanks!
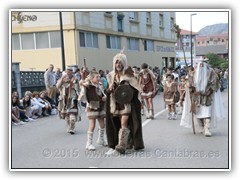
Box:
[206,53,229,69]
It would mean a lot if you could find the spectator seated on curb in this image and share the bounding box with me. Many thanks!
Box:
[39,91,55,115]
[12,95,27,125]
[12,94,34,122]
[32,91,49,117]
[42,90,57,110]
[25,91,43,118]
[21,93,39,120]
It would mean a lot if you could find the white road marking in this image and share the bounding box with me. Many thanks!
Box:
[142,108,167,127]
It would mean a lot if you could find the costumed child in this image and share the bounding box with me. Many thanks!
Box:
[163,74,179,120]
[78,71,107,150]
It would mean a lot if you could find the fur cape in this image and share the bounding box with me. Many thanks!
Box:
[106,86,144,150]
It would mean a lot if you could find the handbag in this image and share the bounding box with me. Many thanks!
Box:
[173,91,180,103]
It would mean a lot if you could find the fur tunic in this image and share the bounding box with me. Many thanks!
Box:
[57,76,80,120]
[139,69,156,98]
[85,83,106,119]
[163,81,178,105]
[106,71,144,150]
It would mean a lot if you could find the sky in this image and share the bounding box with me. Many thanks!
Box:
[176,11,229,32]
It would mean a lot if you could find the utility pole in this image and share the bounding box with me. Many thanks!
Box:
[59,12,66,71]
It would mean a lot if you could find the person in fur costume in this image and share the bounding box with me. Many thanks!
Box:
[180,60,226,137]
[78,71,108,150]
[105,51,144,154]
[138,63,156,119]
[56,66,80,135]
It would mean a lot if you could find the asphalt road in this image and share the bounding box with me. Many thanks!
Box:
[11,89,229,169]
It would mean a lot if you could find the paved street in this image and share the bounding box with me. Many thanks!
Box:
[11,90,229,169]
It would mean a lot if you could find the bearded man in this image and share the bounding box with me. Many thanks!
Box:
[105,52,144,154]
[180,59,225,137]
[56,66,80,134]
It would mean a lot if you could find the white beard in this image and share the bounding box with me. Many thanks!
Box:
[194,62,208,92]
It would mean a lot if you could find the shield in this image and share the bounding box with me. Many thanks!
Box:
[114,84,133,104]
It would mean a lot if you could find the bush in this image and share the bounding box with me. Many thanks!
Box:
[206,53,229,69]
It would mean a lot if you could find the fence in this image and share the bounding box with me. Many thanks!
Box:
[12,62,46,98]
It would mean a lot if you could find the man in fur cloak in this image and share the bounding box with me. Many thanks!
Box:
[180,59,226,137]
[105,51,144,154]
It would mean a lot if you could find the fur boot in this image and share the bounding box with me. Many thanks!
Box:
[115,128,130,154]
[168,112,172,120]
[178,106,183,115]
[203,118,212,137]
[96,128,108,146]
[68,114,76,134]
[149,109,154,119]
[86,131,96,150]
[197,118,204,133]
[146,109,151,119]
[171,112,177,120]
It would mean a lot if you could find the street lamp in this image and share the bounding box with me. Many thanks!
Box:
[190,13,197,67]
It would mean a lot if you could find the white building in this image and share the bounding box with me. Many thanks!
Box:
[12,11,177,71]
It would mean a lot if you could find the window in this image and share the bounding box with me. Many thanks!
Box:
[117,12,124,32]
[127,38,139,51]
[118,19,123,32]
[146,12,151,23]
[21,33,35,50]
[12,34,20,50]
[159,14,163,27]
[129,12,138,21]
[106,35,121,49]
[50,31,61,48]
[79,31,98,48]
[12,31,61,50]
[144,40,154,51]
[35,32,49,49]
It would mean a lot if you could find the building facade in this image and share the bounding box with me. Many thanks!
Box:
[175,29,197,65]
[195,33,229,59]
[12,11,176,71]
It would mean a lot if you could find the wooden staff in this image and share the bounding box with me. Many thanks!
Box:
[83,57,86,69]
[82,57,87,80]
[187,68,196,134]
[190,95,196,134]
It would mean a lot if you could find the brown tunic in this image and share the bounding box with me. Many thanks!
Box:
[85,83,106,119]
[163,81,178,105]
[139,70,155,98]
